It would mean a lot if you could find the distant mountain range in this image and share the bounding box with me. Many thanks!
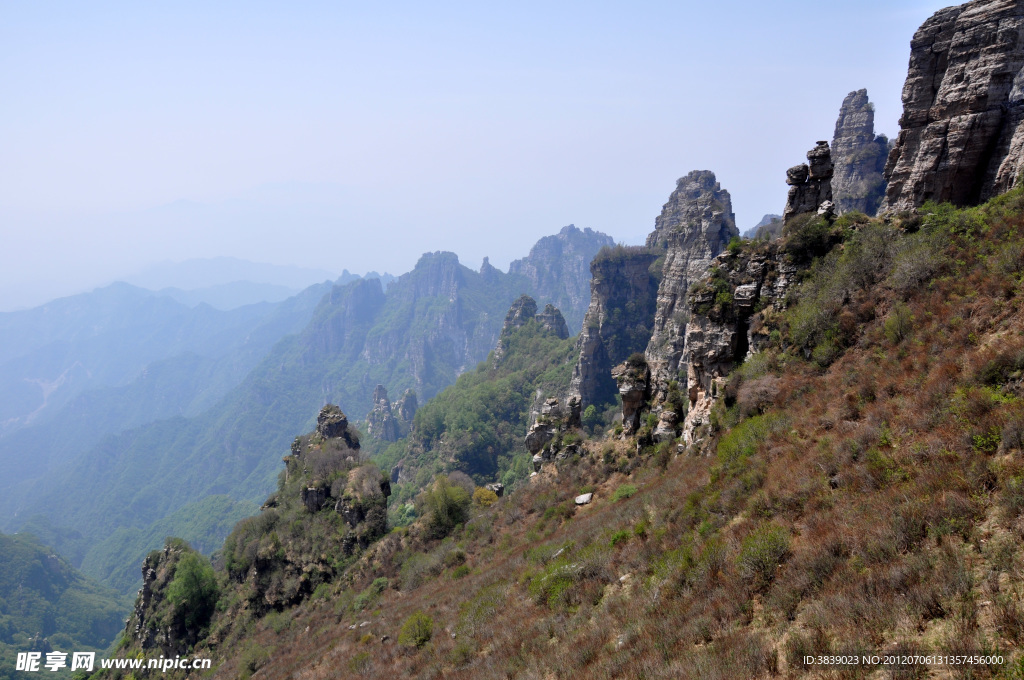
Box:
[0,226,612,594]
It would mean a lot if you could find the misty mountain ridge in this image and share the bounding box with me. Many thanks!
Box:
[0,226,613,594]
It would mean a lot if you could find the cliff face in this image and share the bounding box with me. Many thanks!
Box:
[508,225,615,333]
[569,248,660,409]
[882,0,1024,212]
[681,243,798,447]
[831,89,889,216]
[643,170,738,401]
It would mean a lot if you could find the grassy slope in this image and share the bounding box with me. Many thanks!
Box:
[110,190,1024,679]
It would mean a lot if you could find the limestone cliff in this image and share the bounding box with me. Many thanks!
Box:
[508,225,615,333]
[882,0,1024,212]
[831,89,888,216]
[681,243,798,447]
[643,170,739,402]
[569,247,660,409]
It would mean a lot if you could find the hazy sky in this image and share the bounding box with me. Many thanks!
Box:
[1,1,952,310]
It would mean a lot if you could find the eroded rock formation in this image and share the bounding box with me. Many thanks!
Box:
[882,0,1024,212]
[784,142,834,224]
[681,243,798,448]
[831,89,888,216]
[494,295,570,364]
[366,385,400,442]
[525,397,582,471]
[643,170,739,403]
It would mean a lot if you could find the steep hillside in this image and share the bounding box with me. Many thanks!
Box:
[105,183,1024,680]
[0,532,129,680]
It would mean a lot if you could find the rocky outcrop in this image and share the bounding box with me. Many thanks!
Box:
[125,541,208,657]
[643,170,739,403]
[366,385,400,442]
[882,0,1024,212]
[395,389,418,424]
[317,404,359,448]
[681,243,798,447]
[494,296,571,364]
[508,224,615,333]
[536,303,569,339]
[831,89,888,216]
[569,247,660,409]
[784,142,834,224]
[525,397,583,471]
[612,357,650,436]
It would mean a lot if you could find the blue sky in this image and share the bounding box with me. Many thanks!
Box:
[0,1,952,309]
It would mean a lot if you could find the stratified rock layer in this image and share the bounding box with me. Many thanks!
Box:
[831,89,888,216]
[882,0,1024,212]
[643,170,738,401]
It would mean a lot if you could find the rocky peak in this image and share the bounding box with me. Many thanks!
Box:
[882,0,1024,212]
[494,295,571,364]
[643,170,739,402]
[503,294,538,331]
[317,404,360,449]
[646,170,737,250]
[536,303,569,339]
[743,214,783,240]
[366,385,400,442]
[783,142,834,224]
[831,89,888,216]
[508,224,615,333]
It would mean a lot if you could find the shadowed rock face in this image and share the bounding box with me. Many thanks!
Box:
[569,248,660,409]
[832,89,888,216]
[643,170,738,401]
[882,0,1024,212]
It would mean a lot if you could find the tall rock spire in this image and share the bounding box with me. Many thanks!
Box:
[831,89,888,216]
[643,170,738,400]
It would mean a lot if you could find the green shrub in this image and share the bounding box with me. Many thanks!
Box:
[472,486,499,507]
[166,551,219,631]
[737,524,790,590]
[611,484,638,502]
[451,564,471,579]
[421,475,472,538]
[398,611,434,648]
[883,302,913,344]
[610,529,631,547]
